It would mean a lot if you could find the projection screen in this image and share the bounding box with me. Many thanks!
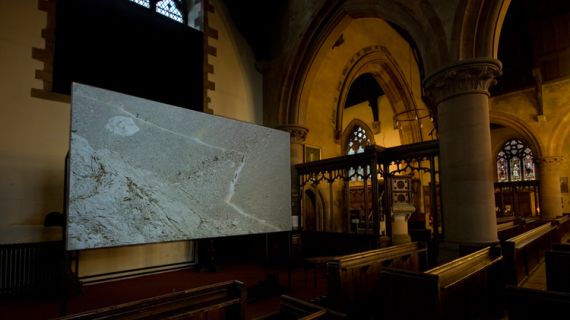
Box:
[66,83,291,250]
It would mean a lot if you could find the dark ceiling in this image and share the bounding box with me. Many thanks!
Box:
[222,0,570,96]
[222,0,287,60]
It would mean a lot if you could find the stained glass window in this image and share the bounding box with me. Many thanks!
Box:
[497,155,508,182]
[523,153,536,180]
[496,139,536,182]
[510,157,521,181]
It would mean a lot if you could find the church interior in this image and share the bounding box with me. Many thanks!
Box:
[3,0,570,319]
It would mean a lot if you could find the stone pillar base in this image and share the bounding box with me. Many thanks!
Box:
[391,203,415,245]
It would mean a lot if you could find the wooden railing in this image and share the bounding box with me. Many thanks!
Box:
[501,222,557,286]
[54,280,246,320]
[378,245,504,320]
[322,242,428,315]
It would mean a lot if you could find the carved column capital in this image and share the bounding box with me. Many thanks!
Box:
[277,124,309,144]
[423,58,502,106]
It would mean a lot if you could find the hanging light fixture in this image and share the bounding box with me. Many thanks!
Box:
[393,46,432,131]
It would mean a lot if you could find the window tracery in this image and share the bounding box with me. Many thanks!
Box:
[156,0,184,23]
[347,125,373,181]
[130,0,150,8]
[497,139,536,182]
[129,0,184,23]
[347,126,372,155]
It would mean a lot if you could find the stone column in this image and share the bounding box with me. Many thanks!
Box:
[424,58,502,244]
[539,156,564,219]
[277,124,309,224]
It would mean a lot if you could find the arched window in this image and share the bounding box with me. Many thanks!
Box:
[156,0,184,23]
[130,0,150,8]
[497,139,536,182]
[347,125,372,155]
[347,125,373,180]
[129,0,184,23]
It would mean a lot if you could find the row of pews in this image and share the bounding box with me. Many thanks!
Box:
[53,216,570,319]
[306,216,570,319]
[503,216,570,319]
[379,245,504,319]
[505,242,570,320]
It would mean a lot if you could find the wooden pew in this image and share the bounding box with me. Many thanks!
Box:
[497,221,522,241]
[54,280,246,320]
[378,245,504,320]
[501,222,557,286]
[545,245,570,293]
[324,241,428,315]
[299,231,379,287]
[505,285,570,320]
[547,215,570,243]
[552,242,570,251]
[253,295,347,320]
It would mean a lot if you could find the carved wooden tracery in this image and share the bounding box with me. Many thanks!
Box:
[296,140,440,246]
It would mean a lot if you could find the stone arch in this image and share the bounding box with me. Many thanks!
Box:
[303,186,327,231]
[490,110,544,159]
[340,119,376,155]
[275,0,448,128]
[334,46,423,145]
[550,112,570,156]
[452,0,512,60]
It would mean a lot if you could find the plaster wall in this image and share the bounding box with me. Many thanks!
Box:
[0,1,254,279]
[207,0,263,124]
[303,18,420,158]
[342,97,401,148]
[0,1,68,227]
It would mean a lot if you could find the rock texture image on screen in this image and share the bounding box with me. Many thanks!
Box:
[67,83,291,250]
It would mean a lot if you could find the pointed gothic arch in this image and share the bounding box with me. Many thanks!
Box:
[303,186,327,232]
[490,110,544,159]
[272,0,448,128]
[334,46,424,145]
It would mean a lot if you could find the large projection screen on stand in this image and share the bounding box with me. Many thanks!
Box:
[66,83,292,251]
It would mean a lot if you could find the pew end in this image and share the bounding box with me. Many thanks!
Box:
[545,248,570,293]
[378,245,504,320]
[324,241,428,315]
[377,268,440,319]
